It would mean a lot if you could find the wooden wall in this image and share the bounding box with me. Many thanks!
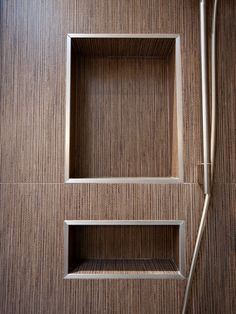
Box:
[0,0,235,313]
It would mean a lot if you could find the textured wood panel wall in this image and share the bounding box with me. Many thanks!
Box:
[0,1,235,314]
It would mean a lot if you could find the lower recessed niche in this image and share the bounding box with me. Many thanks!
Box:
[64,220,185,279]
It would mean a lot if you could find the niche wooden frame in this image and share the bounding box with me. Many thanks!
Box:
[65,34,183,184]
[64,220,185,280]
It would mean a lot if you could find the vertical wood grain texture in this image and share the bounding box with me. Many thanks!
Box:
[71,225,178,259]
[0,184,200,314]
[211,0,236,183]
[70,56,174,178]
[0,0,235,314]
[187,184,236,314]
[72,37,175,57]
[0,0,204,183]
[168,46,179,177]
[186,1,236,312]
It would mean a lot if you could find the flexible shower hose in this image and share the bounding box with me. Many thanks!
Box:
[181,0,218,313]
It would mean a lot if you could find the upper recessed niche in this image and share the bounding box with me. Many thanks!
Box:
[65,34,183,183]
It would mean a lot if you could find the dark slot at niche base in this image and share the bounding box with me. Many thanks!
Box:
[64,221,185,279]
[72,258,178,273]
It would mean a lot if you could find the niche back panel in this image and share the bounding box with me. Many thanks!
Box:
[65,34,183,183]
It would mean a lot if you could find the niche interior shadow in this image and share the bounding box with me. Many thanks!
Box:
[65,35,183,183]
